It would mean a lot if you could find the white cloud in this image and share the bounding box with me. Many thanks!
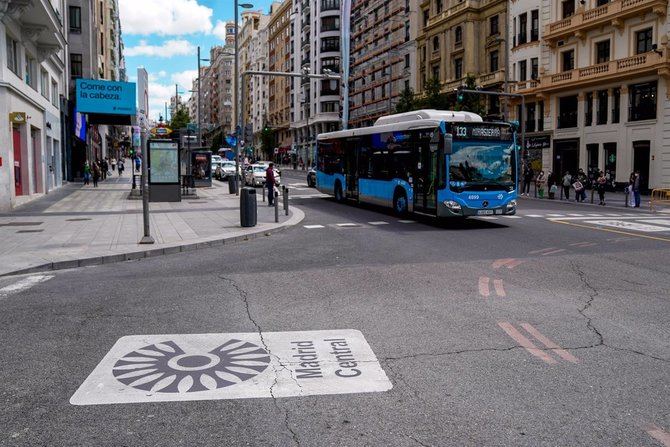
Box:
[171,70,198,90]
[119,0,213,35]
[148,81,192,121]
[125,39,196,58]
[212,20,232,41]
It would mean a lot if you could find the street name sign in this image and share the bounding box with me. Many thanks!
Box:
[70,329,391,405]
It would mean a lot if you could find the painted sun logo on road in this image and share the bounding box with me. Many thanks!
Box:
[112,339,271,393]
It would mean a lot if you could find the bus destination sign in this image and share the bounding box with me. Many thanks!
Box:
[450,123,513,141]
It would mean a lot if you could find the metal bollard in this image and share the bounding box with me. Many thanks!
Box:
[262,184,265,202]
[274,192,279,223]
[533,181,537,198]
[132,173,137,190]
[590,188,595,204]
[284,187,289,216]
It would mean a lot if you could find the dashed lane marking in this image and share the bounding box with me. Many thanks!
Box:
[0,275,54,296]
[524,214,543,218]
[336,223,360,227]
[567,213,584,217]
[547,214,565,217]
[541,249,567,256]
[303,225,325,229]
[498,322,557,365]
[519,323,579,364]
[368,221,389,226]
[529,247,558,255]
[498,322,579,365]
[502,215,522,219]
[477,216,498,220]
[398,220,416,224]
[569,242,598,248]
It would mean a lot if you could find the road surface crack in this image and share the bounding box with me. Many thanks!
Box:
[219,276,301,446]
[571,262,605,347]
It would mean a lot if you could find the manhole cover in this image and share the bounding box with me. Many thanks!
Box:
[112,339,270,393]
[0,222,43,227]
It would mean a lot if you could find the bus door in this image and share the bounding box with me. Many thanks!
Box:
[344,138,359,199]
[414,141,438,214]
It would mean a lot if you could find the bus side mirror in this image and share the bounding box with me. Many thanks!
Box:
[443,135,453,155]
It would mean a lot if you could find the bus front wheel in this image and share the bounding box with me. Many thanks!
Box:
[334,182,344,202]
[393,190,408,216]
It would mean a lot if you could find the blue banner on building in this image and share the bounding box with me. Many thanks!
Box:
[75,79,137,115]
[74,108,87,141]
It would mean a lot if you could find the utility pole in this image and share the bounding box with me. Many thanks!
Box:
[139,127,154,244]
[197,46,202,148]
[233,1,241,195]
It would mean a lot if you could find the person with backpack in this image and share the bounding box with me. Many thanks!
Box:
[573,176,586,202]
[522,163,534,196]
[92,161,101,188]
[596,171,607,205]
[83,160,91,185]
[562,171,572,200]
[117,159,124,176]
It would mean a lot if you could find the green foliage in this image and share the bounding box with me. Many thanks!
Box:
[210,131,223,152]
[259,125,275,159]
[169,106,190,130]
[395,87,416,114]
[412,77,454,111]
[454,74,486,116]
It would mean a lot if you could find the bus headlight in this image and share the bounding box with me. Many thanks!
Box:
[506,200,517,209]
[444,200,462,210]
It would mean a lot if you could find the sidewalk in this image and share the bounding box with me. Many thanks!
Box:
[0,175,304,276]
[519,188,667,212]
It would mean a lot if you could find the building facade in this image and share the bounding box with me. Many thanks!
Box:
[511,0,670,189]
[416,0,508,115]
[268,0,293,156]
[248,13,270,154]
[348,0,419,128]
[1,0,68,211]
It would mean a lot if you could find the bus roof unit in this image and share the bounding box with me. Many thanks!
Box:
[373,110,483,126]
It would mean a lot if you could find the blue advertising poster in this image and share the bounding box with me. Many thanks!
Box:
[76,79,137,115]
[73,108,87,141]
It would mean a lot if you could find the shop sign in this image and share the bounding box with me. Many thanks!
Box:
[525,135,551,150]
[9,112,26,124]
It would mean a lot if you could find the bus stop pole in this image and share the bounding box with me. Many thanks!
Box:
[139,129,154,244]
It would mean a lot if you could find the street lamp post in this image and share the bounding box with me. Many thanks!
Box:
[234,2,255,195]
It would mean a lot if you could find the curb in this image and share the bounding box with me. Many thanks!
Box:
[1,206,305,278]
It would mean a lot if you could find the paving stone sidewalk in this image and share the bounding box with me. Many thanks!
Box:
[0,175,303,276]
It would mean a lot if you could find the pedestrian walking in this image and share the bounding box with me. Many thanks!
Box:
[573,177,586,202]
[535,170,546,199]
[111,157,117,172]
[83,160,91,185]
[266,162,276,206]
[522,163,534,196]
[92,162,101,187]
[596,171,607,205]
[633,170,642,207]
[627,172,636,207]
[562,171,572,200]
[101,158,109,180]
[118,159,124,176]
[135,156,141,172]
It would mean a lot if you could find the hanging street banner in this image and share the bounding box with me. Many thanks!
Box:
[76,79,137,115]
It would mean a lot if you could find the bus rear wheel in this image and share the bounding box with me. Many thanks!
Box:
[334,182,344,202]
[393,190,408,216]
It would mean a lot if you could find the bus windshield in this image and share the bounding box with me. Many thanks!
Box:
[449,141,515,191]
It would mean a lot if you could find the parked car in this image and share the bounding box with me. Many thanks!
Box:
[244,164,281,187]
[217,161,239,180]
[307,167,316,187]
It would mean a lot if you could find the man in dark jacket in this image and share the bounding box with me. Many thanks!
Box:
[266,162,276,206]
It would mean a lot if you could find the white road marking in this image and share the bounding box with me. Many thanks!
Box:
[398,220,416,224]
[636,219,670,227]
[584,220,670,232]
[0,275,54,296]
[567,213,584,217]
[368,221,389,225]
[477,216,498,220]
[548,215,655,221]
[502,215,522,219]
[525,214,544,218]
[304,225,325,229]
[290,194,329,199]
[70,330,392,405]
[336,223,359,227]
[586,213,603,217]
[547,214,565,217]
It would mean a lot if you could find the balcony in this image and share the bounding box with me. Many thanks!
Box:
[544,0,668,42]
[478,70,505,87]
[426,0,480,28]
[512,79,540,94]
[541,51,669,92]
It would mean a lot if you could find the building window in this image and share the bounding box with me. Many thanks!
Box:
[321,16,340,31]
[530,10,539,41]
[6,34,20,76]
[629,81,657,121]
[321,57,340,72]
[51,79,59,106]
[432,36,440,52]
[538,101,544,131]
[597,90,608,125]
[454,57,463,79]
[69,6,82,33]
[636,28,653,54]
[596,0,609,5]
[489,51,499,72]
[558,95,578,128]
[530,57,538,80]
[519,60,527,81]
[595,40,610,63]
[432,64,440,81]
[562,49,575,71]
[435,0,443,13]
[562,0,575,18]
[489,15,499,36]
[321,0,340,10]
[405,22,410,42]
[612,88,620,123]
[454,26,462,46]
[423,10,430,28]
[518,13,527,45]
[526,102,536,132]
[404,54,410,68]
[25,56,36,89]
[320,36,340,52]
[70,53,83,78]
[585,92,593,126]
[41,69,49,99]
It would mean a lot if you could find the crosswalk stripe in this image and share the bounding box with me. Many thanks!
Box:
[303,225,325,229]
[336,223,359,227]
[368,221,389,225]
[0,275,54,296]
[547,214,565,217]
[567,213,584,217]
[398,220,416,224]
[477,216,498,220]
[503,215,522,219]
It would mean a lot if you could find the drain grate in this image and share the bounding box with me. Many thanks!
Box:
[0,222,44,227]
[16,229,44,233]
[66,218,93,222]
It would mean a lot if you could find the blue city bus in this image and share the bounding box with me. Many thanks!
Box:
[315,110,518,218]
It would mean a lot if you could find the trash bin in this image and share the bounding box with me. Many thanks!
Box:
[228,175,238,194]
[240,187,257,227]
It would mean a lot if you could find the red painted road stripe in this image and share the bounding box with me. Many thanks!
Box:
[479,276,490,297]
[498,322,558,364]
[520,323,579,364]
[492,258,514,269]
[541,248,567,256]
[647,425,670,446]
[493,279,506,297]
[506,259,523,269]
[529,247,557,254]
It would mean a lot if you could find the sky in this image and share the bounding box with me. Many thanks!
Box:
[119,0,275,122]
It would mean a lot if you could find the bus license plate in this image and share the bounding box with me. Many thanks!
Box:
[477,209,494,215]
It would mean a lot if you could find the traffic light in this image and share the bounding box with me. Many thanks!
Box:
[456,88,464,103]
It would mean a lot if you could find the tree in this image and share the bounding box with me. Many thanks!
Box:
[423,77,443,109]
[455,74,486,116]
[259,126,275,159]
[210,131,223,152]
[395,87,416,114]
[169,106,190,130]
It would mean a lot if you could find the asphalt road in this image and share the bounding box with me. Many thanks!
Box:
[1,170,669,447]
